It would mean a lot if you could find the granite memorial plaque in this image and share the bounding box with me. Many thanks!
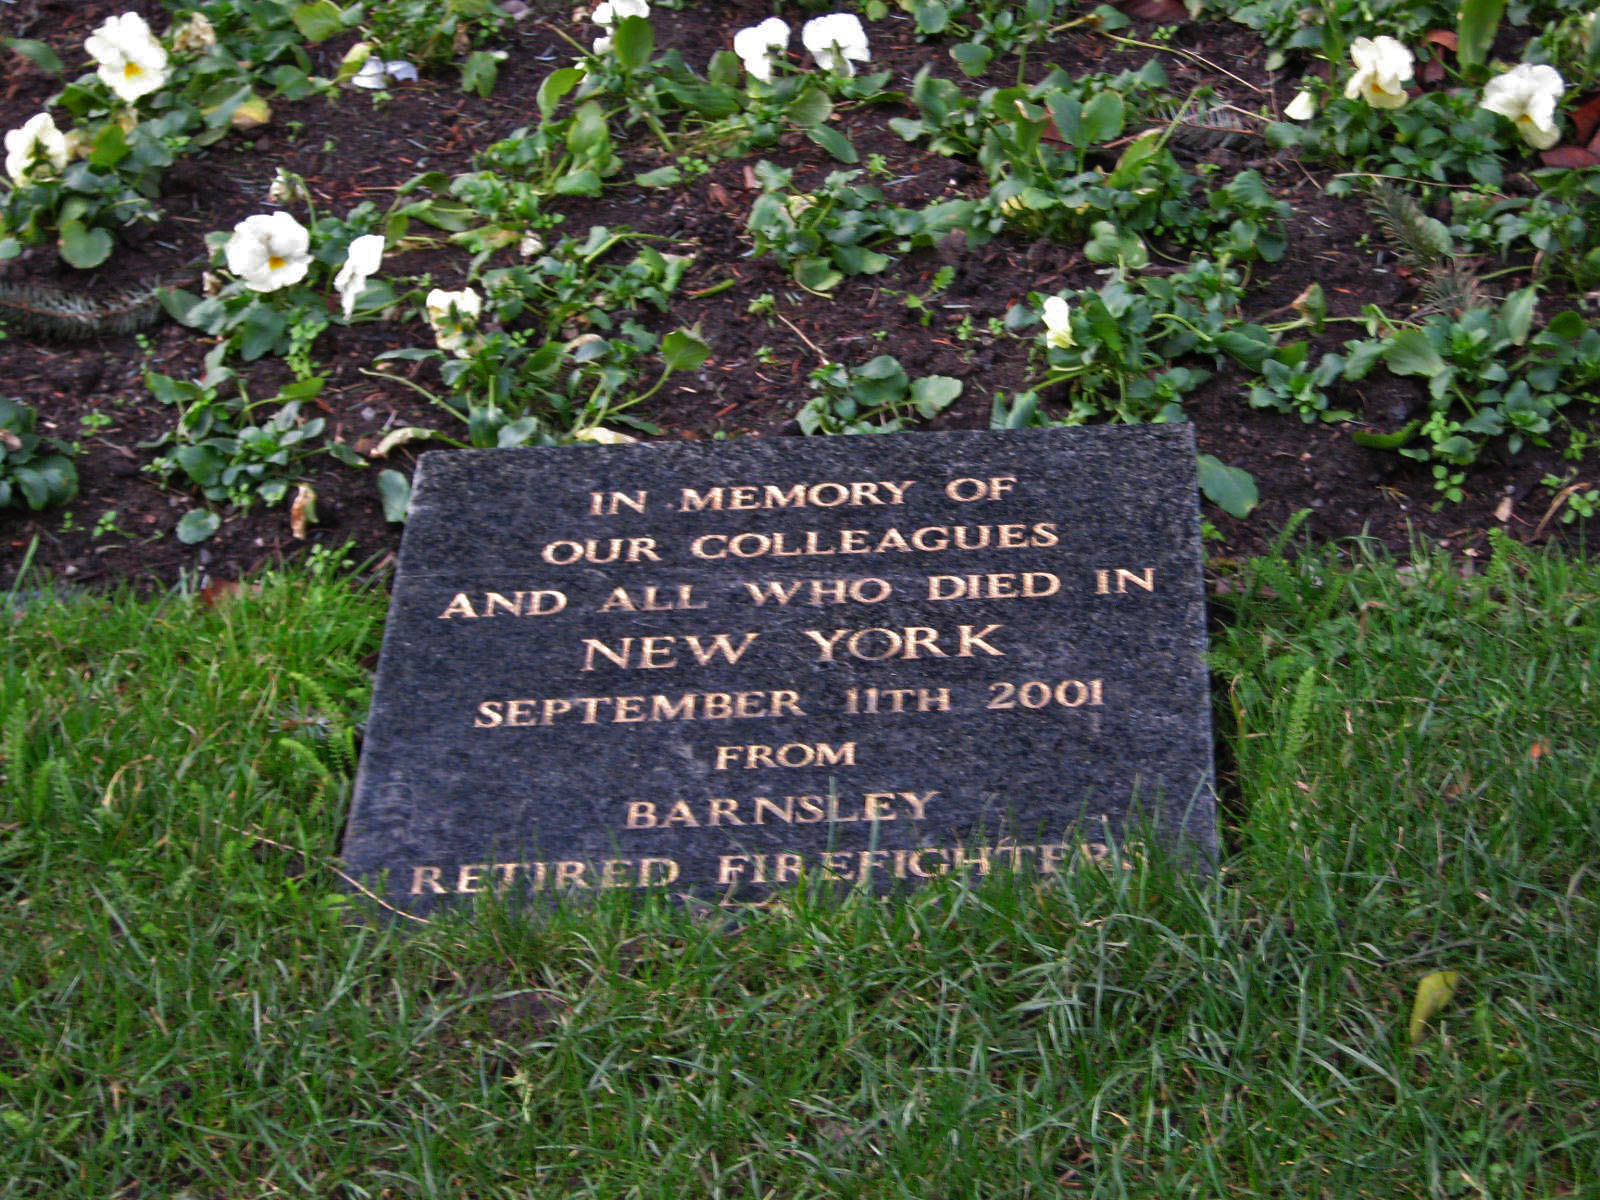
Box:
[342,426,1216,914]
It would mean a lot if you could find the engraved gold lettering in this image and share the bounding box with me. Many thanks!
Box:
[986,679,1105,710]
[803,624,1004,663]
[626,801,657,828]
[693,523,1055,561]
[590,490,647,516]
[1096,566,1156,594]
[639,857,679,886]
[580,632,760,671]
[856,849,890,880]
[456,864,488,894]
[410,866,447,894]
[681,480,916,512]
[1039,843,1068,874]
[493,863,522,890]
[926,571,1059,601]
[599,859,633,888]
[821,851,851,880]
[713,741,856,770]
[598,584,707,613]
[554,861,589,888]
[944,475,1017,502]
[844,686,950,714]
[473,689,805,727]
[541,537,660,565]
[949,844,993,874]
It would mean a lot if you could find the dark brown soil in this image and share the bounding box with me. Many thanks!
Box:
[4,0,1596,592]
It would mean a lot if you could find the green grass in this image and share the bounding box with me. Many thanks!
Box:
[2,533,1597,1198]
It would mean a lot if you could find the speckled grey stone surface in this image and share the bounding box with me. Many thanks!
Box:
[342,426,1215,913]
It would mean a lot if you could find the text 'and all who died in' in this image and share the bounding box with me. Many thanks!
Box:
[340,427,1217,913]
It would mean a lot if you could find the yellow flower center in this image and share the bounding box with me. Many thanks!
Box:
[124,63,143,78]
[268,255,286,270]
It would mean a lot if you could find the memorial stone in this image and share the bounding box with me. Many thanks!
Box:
[341,426,1217,915]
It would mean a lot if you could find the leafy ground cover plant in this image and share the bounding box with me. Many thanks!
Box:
[1,0,1599,585]
[0,397,77,511]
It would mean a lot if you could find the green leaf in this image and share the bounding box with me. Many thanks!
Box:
[378,469,412,522]
[1081,91,1125,144]
[794,257,843,292]
[538,67,585,119]
[15,456,76,510]
[661,328,712,372]
[1456,0,1505,70]
[1351,420,1420,450]
[291,0,345,42]
[1213,327,1275,370]
[567,101,612,160]
[1384,328,1446,377]
[807,126,858,163]
[88,122,129,169]
[1408,970,1461,1044]
[832,245,889,274]
[633,165,683,188]
[909,375,963,415]
[950,42,992,78]
[57,220,112,269]
[1196,454,1259,518]
[176,510,221,544]
[612,14,654,69]
[913,1,951,34]
[1106,129,1165,187]
[707,49,742,88]
[461,50,499,98]
[4,38,64,75]
[659,79,739,118]
[1046,95,1084,147]
[785,85,832,128]
[1500,287,1536,346]
[554,168,603,196]
[238,305,289,361]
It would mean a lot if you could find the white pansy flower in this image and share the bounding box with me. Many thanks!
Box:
[519,232,545,258]
[351,57,419,89]
[225,212,312,292]
[733,17,789,83]
[1285,90,1318,121]
[1480,63,1566,150]
[169,12,217,54]
[85,13,171,103]
[1041,296,1074,350]
[425,287,483,357]
[592,36,613,53]
[592,0,649,30]
[334,234,385,318]
[4,113,69,185]
[1344,35,1413,109]
[801,13,869,76]
[266,168,308,206]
